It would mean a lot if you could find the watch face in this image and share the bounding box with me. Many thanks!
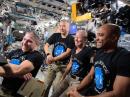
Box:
[47,53,50,56]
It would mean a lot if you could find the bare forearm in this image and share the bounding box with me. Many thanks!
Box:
[54,52,70,61]
[12,60,34,77]
[0,66,6,76]
[44,43,51,55]
[2,64,19,77]
[62,63,71,79]
[0,64,20,77]
[0,67,16,77]
[3,60,34,77]
[62,69,70,80]
[77,74,93,91]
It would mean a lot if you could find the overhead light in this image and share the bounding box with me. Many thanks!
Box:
[19,31,24,33]
[118,0,126,7]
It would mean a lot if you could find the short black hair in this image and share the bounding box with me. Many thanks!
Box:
[101,23,120,38]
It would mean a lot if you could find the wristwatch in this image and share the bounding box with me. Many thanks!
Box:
[46,53,50,56]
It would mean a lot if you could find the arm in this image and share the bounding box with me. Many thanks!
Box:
[67,66,94,97]
[0,60,34,77]
[77,66,94,91]
[45,46,72,64]
[0,66,6,76]
[44,33,56,55]
[44,43,54,64]
[44,43,51,55]
[53,48,72,61]
[61,59,72,80]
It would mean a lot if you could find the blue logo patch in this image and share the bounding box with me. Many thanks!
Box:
[53,44,65,57]
[71,60,80,74]
[95,66,104,90]
[9,59,21,65]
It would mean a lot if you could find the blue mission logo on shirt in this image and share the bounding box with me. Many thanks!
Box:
[94,61,110,93]
[71,59,80,75]
[9,56,26,65]
[9,59,21,65]
[53,43,66,57]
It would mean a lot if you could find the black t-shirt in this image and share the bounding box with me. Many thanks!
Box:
[47,33,75,64]
[93,47,130,94]
[2,49,43,93]
[70,46,93,78]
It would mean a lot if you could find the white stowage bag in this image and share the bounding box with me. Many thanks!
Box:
[18,65,50,97]
[17,77,45,97]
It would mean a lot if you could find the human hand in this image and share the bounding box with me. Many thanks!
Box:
[22,73,32,80]
[46,55,53,64]
[70,86,78,91]
[67,88,82,97]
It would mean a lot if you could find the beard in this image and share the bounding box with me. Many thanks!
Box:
[22,45,32,52]
[96,42,103,49]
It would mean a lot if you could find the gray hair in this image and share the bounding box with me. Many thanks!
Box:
[26,31,40,46]
[77,29,88,40]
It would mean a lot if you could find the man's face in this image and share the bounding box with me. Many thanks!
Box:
[74,31,85,47]
[96,27,112,49]
[21,33,36,52]
[59,21,69,35]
